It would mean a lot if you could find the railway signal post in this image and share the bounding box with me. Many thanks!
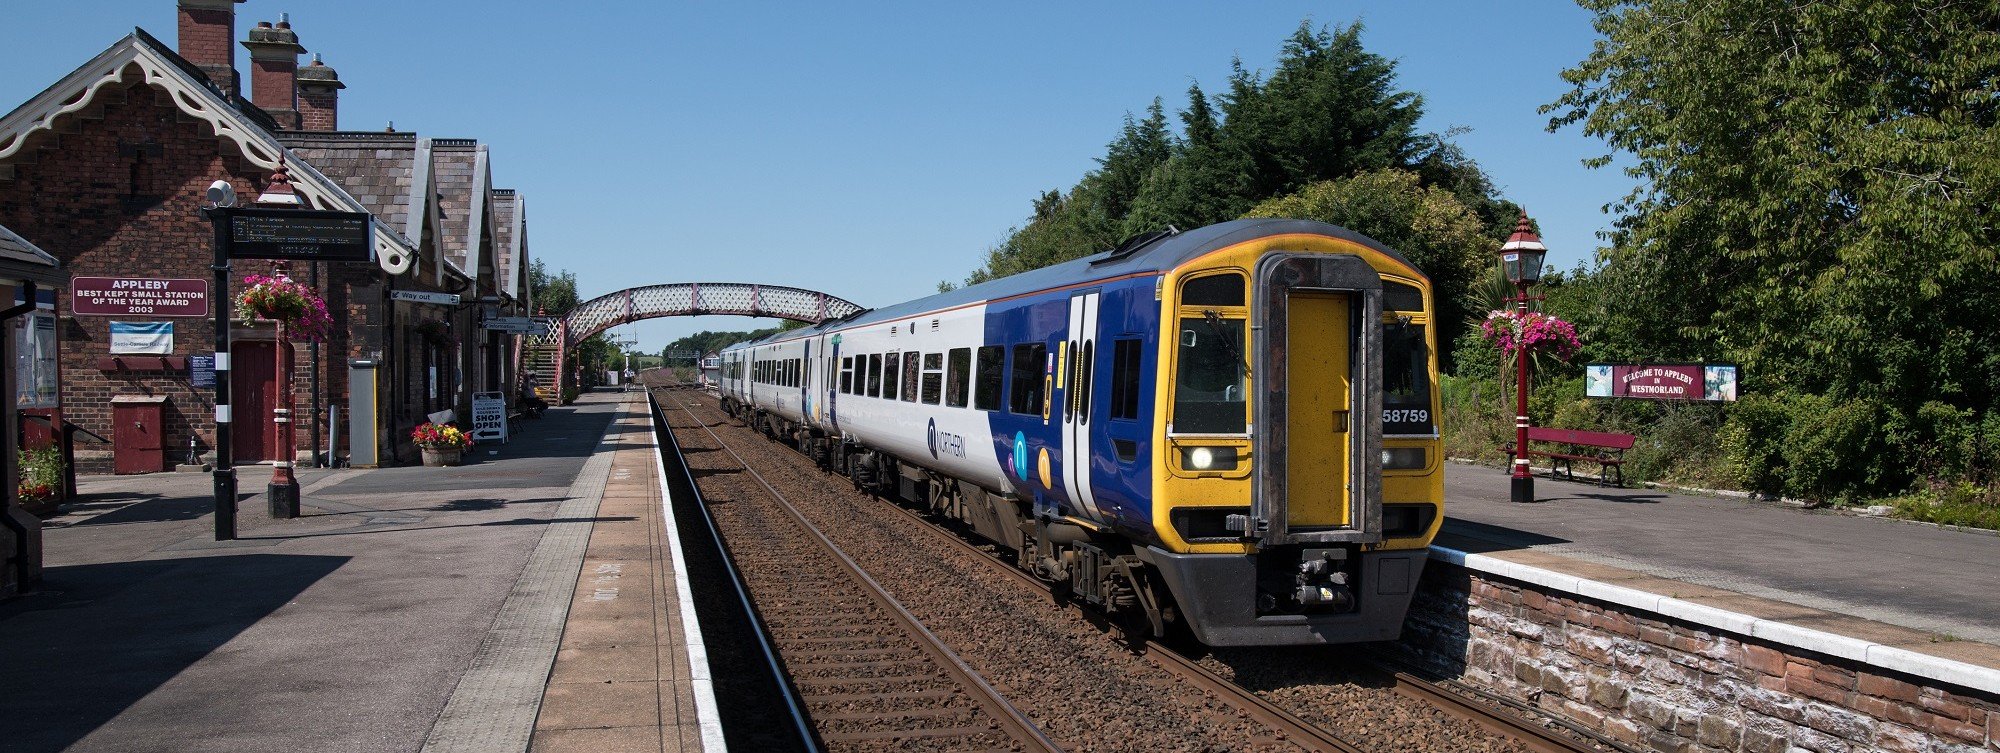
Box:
[1499,211,1547,504]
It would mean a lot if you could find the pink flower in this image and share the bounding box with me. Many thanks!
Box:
[1480,310,1581,360]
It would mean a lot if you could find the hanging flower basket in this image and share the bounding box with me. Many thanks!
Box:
[236,273,333,343]
[412,422,471,466]
[1480,310,1582,361]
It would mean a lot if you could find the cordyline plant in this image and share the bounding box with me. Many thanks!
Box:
[411,422,471,450]
[1480,309,1582,361]
[236,273,333,343]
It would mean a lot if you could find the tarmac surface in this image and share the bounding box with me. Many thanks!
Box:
[0,393,625,753]
[1441,462,2000,646]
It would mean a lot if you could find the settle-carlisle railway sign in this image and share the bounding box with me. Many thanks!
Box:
[221,208,374,263]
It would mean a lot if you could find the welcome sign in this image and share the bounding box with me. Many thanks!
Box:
[1587,363,1739,402]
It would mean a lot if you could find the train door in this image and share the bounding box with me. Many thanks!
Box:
[1284,291,1351,528]
[1063,290,1103,520]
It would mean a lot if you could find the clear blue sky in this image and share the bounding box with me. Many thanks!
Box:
[3,1,1632,353]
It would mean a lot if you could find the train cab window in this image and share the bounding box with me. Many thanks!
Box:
[840,356,854,394]
[883,353,901,400]
[1008,343,1046,414]
[1173,271,1248,434]
[1182,273,1245,306]
[945,348,972,408]
[1385,281,1425,314]
[902,351,920,402]
[866,354,883,398]
[921,352,944,405]
[1110,339,1142,421]
[1384,321,1435,435]
[974,346,1003,411]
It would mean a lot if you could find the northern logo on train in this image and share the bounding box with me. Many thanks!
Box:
[927,418,938,459]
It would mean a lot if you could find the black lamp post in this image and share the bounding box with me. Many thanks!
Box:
[1499,210,1547,503]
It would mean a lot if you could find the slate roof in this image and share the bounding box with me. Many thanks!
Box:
[431,139,479,271]
[0,222,66,288]
[279,131,418,230]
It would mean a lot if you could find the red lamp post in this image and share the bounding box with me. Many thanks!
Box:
[1499,210,1548,504]
[256,163,303,518]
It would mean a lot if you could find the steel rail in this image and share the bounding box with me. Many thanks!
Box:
[647,392,820,752]
[664,395,1063,753]
[1387,671,1612,753]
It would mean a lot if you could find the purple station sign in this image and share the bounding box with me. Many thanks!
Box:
[70,277,210,317]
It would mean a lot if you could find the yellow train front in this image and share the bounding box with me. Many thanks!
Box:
[1120,220,1446,645]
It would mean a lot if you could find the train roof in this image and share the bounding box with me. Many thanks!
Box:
[724,219,1416,352]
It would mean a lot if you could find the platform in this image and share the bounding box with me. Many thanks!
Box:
[1441,461,2000,692]
[0,390,716,753]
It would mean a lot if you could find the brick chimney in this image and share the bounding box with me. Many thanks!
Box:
[241,15,306,129]
[177,0,247,95]
[296,54,344,131]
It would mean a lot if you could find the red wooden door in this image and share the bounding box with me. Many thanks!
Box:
[231,341,281,462]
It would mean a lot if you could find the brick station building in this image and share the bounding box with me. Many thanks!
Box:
[0,0,535,478]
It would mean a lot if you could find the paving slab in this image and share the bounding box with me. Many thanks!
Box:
[1444,462,2000,646]
[0,391,628,753]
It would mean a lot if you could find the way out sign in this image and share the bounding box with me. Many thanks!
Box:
[471,391,508,443]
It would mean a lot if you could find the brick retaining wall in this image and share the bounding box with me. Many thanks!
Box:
[1397,559,2000,752]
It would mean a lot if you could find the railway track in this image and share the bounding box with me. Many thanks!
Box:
[657,391,1059,752]
[658,386,1610,752]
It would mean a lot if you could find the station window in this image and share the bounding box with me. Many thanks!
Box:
[883,353,901,400]
[921,352,943,405]
[867,353,883,398]
[1110,339,1142,421]
[974,346,1003,411]
[1008,343,1046,414]
[902,351,920,402]
[945,348,971,408]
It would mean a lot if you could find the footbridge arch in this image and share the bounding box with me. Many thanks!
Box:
[529,282,866,393]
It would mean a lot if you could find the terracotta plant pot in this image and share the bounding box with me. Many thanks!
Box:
[421,447,462,467]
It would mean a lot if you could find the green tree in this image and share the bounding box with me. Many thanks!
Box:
[1548,0,2000,493]
[527,259,580,315]
[1244,169,1493,369]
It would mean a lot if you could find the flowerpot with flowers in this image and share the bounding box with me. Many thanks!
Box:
[413,422,472,467]
[16,444,64,515]
[236,273,333,342]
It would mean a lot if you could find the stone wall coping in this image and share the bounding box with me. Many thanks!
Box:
[1431,544,2000,696]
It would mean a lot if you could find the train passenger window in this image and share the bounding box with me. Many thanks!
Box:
[883,353,901,400]
[1077,340,1095,418]
[974,346,1003,411]
[867,354,883,398]
[1008,343,1046,414]
[945,348,971,408]
[1173,315,1247,434]
[902,351,920,402]
[921,352,943,405]
[840,356,853,394]
[1110,339,1142,421]
[1181,273,1245,307]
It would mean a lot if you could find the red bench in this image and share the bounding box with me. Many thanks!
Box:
[1508,427,1637,486]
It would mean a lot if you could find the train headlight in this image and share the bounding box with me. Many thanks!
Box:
[1181,446,1239,471]
[1382,447,1427,470]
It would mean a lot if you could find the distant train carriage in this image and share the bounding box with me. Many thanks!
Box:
[720,219,1443,646]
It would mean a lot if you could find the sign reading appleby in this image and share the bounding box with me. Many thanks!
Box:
[71,277,210,317]
[1587,363,1740,402]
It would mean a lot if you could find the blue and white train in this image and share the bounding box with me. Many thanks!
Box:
[720,219,1445,646]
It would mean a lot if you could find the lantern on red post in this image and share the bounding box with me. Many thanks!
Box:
[1499,210,1547,503]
